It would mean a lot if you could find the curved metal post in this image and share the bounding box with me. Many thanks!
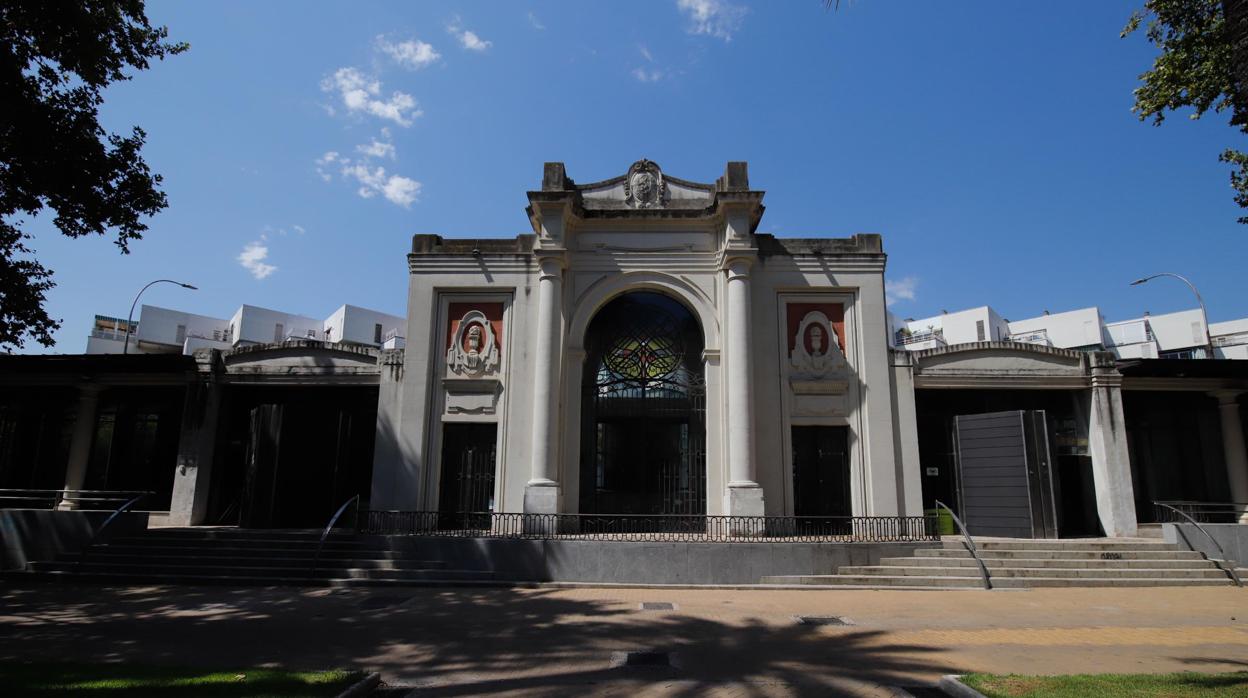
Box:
[312,494,360,577]
[934,499,991,590]
[1155,502,1243,587]
[76,493,149,568]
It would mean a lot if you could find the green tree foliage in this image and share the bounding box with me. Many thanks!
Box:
[1123,0,1248,223]
[0,1,186,350]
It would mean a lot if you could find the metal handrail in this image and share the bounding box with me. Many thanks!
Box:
[76,493,151,569]
[0,489,154,510]
[312,494,360,576]
[1154,502,1243,587]
[933,499,991,590]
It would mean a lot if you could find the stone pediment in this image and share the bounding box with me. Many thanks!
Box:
[578,159,716,211]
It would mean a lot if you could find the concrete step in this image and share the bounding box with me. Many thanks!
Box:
[67,553,449,570]
[85,543,394,558]
[878,556,1216,570]
[104,537,369,551]
[761,574,985,588]
[760,574,1232,588]
[29,561,494,581]
[942,540,1178,552]
[140,529,350,541]
[6,570,518,589]
[839,565,1229,580]
[920,548,1205,561]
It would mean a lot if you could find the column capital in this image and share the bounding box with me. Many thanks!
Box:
[720,251,755,279]
[535,250,567,280]
[701,348,721,366]
[1211,390,1245,407]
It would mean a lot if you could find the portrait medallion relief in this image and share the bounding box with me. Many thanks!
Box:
[624,159,667,209]
[447,309,500,376]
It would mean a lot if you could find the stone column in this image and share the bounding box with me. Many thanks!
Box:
[524,254,564,517]
[723,256,764,520]
[167,379,223,526]
[1213,391,1248,523]
[1086,359,1138,537]
[59,384,103,510]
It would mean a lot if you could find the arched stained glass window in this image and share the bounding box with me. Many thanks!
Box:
[580,292,706,517]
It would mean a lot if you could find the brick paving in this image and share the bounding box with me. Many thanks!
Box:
[0,582,1245,696]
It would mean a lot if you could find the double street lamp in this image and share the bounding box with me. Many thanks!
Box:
[1129,272,1215,359]
[123,279,199,354]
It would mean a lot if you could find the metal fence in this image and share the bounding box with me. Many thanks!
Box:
[1153,501,1248,524]
[361,511,938,543]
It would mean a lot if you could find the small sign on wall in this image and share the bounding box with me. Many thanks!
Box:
[925,467,940,477]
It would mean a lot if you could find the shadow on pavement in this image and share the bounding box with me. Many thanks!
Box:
[0,583,956,696]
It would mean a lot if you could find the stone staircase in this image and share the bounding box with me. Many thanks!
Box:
[10,527,500,588]
[762,538,1240,589]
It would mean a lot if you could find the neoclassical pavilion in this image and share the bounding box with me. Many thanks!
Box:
[370,160,917,521]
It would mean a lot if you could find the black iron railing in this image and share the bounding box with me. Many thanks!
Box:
[1153,501,1248,525]
[361,511,938,543]
[0,489,154,511]
[1153,501,1243,587]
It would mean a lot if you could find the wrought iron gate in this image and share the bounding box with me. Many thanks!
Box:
[437,423,497,530]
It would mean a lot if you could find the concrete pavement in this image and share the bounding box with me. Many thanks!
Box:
[0,582,1245,696]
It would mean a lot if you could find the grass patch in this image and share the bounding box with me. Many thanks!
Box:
[0,662,363,696]
[961,671,1248,697]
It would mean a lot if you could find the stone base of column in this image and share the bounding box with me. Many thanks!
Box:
[723,485,765,536]
[523,482,560,534]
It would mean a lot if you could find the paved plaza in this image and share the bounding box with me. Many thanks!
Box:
[0,582,1245,696]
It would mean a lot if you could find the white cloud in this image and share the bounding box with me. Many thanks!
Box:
[639,44,654,62]
[448,17,492,51]
[528,11,545,30]
[676,0,747,41]
[357,136,395,160]
[238,241,277,280]
[341,162,422,207]
[320,67,422,126]
[292,224,306,235]
[885,276,919,306]
[315,151,340,181]
[376,36,441,69]
[632,67,665,83]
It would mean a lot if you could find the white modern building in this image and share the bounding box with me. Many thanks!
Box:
[892,305,1248,360]
[85,303,405,355]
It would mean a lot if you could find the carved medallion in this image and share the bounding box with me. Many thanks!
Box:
[447,310,499,376]
[624,159,667,209]
[790,311,844,376]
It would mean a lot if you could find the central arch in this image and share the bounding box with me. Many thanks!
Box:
[578,292,707,516]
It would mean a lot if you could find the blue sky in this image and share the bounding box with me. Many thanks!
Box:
[22,0,1248,351]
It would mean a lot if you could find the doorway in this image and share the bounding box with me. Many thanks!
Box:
[791,426,851,533]
[579,292,706,518]
[437,422,497,529]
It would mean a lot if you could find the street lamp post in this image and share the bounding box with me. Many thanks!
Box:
[1129,272,1215,359]
[123,279,199,354]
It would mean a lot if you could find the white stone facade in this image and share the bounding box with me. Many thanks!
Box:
[371,160,922,518]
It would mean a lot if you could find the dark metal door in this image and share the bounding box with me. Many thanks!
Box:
[955,410,1058,538]
[437,423,497,529]
[792,425,851,518]
[241,404,282,528]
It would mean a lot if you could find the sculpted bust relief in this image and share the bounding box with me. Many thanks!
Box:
[447,311,499,376]
[791,311,844,376]
[624,159,666,209]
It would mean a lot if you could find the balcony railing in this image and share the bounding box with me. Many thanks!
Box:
[895,329,946,347]
[362,511,939,543]
[90,329,132,342]
[1214,332,1248,348]
[1007,328,1050,345]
